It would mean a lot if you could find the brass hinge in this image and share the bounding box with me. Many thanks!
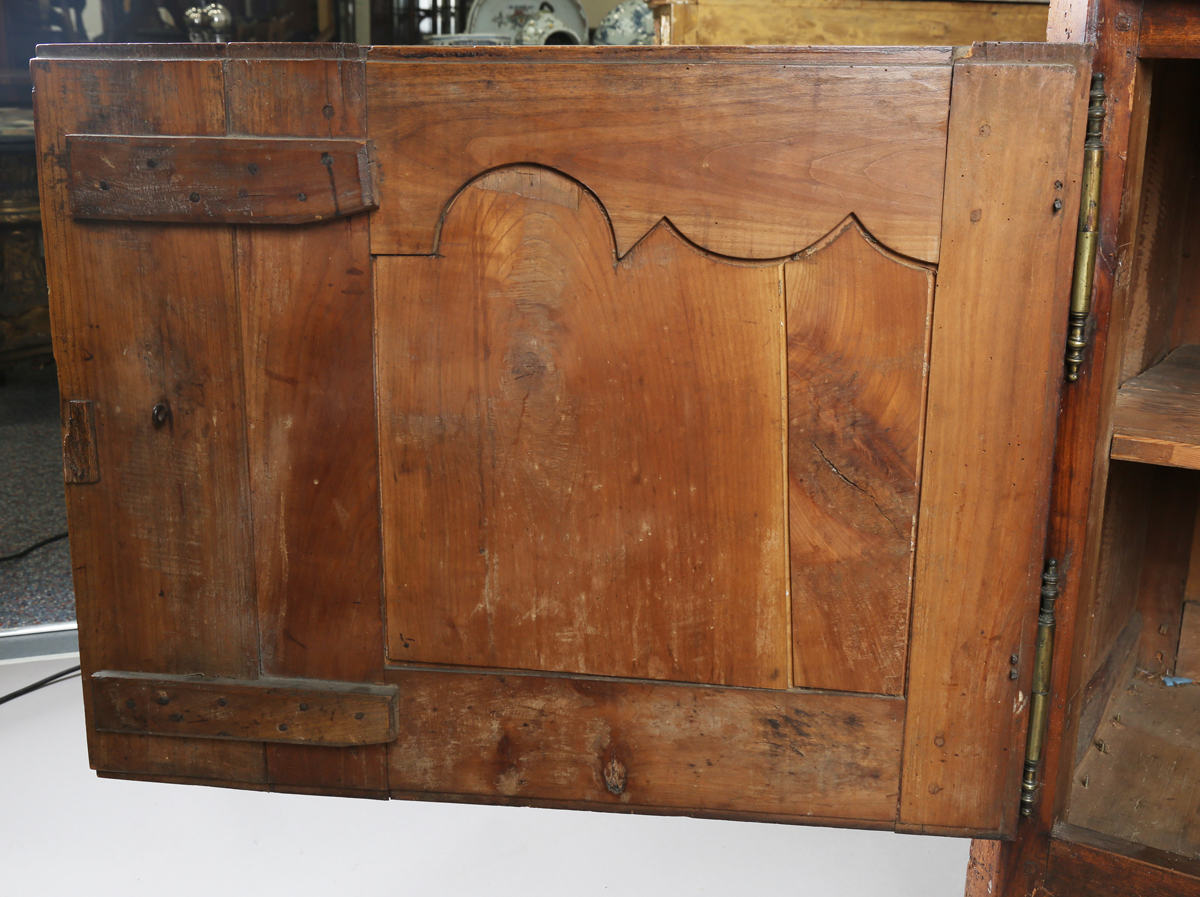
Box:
[1021,559,1060,817]
[1065,73,1107,382]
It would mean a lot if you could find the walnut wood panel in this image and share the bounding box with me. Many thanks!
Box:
[785,222,933,696]
[898,44,1089,836]
[365,49,952,262]
[66,135,375,224]
[378,167,788,688]
[1045,824,1200,897]
[62,398,99,483]
[386,669,903,823]
[224,54,388,795]
[32,57,265,783]
[1112,345,1200,469]
[658,0,1049,47]
[92,672,399,746]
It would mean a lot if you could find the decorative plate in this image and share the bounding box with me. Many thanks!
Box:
[466,0,586,43]
[517,11,582,44]
[423,33,514,45]
[593,0,654,45]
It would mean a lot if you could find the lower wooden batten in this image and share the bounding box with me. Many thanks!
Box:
[384,669,903,824]
[388,790,898,829]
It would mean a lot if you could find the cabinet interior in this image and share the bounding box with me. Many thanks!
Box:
[1064,58,1200,862]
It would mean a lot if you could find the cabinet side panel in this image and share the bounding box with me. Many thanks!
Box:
[226,56,388,794]
[32,57,265,782]
[786,223,934,696]
[898,46,1089,835]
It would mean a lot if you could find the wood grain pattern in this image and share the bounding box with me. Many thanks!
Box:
[1084,464,1153,690]
[663,0,1049,47]
[365,51,952,262]
[1114,63,1200,387]
[224,54,387,795]
[62,398,99,483]
[1113,345,1200,469]
[898,44,1088,836]
[386,669,903,823]
[378,167,788,688]
[1046,824,1200,897]
[67,135,375,224]
[1138,0,1200,58]
[785,222,933,696]
[92,672,399,745]
[1067,673,1200,859]
[32,56,265,784]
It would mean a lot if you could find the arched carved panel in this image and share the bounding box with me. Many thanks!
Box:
[366,48,952,263]
[786,223,935,696]
[377,167,789,688]
[377,165,936,694]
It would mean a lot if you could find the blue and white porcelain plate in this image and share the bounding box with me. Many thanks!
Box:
[466,0,587,43]
[593,0,654,45]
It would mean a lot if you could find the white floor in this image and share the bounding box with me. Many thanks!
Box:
[1,654,970,897]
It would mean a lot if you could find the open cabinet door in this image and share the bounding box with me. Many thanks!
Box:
[33,41,1089,839]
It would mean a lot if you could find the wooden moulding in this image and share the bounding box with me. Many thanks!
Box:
[67,135,376,224]
[92,672,399,746]
[385,668,905,824]
[1111,345,1200,469]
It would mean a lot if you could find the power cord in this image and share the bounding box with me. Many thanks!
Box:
[0,532,69,564]
[0,665,81,707]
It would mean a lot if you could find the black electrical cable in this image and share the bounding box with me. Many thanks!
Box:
[0,665,81,707]
[0,532,69,564]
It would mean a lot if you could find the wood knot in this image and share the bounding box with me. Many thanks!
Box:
[602,755,627,795]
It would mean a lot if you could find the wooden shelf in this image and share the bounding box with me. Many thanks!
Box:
[1112,345,1200,469]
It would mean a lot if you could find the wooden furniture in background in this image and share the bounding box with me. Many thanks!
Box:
[650,0,1049,46]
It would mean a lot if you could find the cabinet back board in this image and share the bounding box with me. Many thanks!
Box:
[32,41,1089,836]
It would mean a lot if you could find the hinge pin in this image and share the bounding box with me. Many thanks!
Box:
[1021,559,1060,816]
[1065,73,1107,382]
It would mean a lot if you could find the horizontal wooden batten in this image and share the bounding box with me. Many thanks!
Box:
[92,672,399,746]
[385,669,904,824]
[67,135,376,224]
[1111,345,1200,469]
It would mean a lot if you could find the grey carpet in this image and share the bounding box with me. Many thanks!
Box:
[0,364,75,629]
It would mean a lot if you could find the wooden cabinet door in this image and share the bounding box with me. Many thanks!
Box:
[33,41,1089,838]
